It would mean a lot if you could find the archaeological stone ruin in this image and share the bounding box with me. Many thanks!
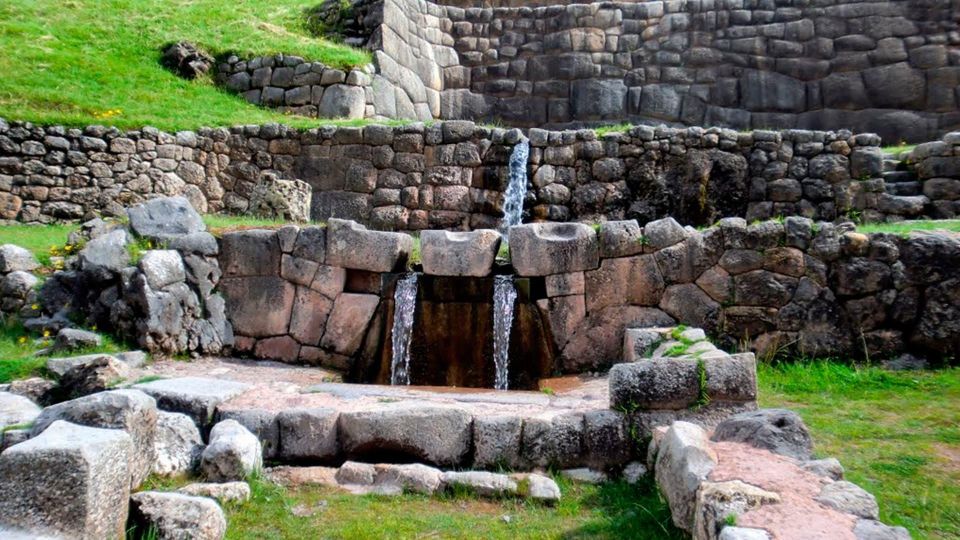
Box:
[1,0,958,537]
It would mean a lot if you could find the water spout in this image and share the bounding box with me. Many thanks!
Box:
[492,275,518,390]
[390,273,419,385]
[501,138,530,236]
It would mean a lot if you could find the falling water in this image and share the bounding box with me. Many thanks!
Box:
[501,138,530,236]
[492,275,518,390]
[389,273,419,385]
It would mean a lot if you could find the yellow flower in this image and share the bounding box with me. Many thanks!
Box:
[18,336,27,344]
[91,325,98,331]
[31,304,39,310]
[42,330,50,338]
[64,244,73,252]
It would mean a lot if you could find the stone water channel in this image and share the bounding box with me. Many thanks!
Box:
[389,138,531,389]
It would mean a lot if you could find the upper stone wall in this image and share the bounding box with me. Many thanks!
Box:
[2,117,959,227]
[364,0,960,141]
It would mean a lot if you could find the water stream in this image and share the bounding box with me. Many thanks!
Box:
[492,275,518,390]
[389,273,419,385]
[501,138,530,236]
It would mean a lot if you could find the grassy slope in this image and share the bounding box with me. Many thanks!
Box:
[0,0,370,131]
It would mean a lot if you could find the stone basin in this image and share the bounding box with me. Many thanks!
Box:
[508,222,599,276]
[420,229,501,277]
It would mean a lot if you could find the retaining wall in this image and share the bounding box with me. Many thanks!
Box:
[431,0,960,142]
[4,117,959,227]
[205,0,959,140]
[218,218,960,375]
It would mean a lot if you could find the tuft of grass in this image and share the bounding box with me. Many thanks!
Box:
[857,220,960,236]
[0,0,372,131]
[594,123,633,136]
[759,361,960,539]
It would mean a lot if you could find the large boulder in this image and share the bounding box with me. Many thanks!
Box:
[0,244,39,273]
[139,250,186,291]
[339,405,473,467]
[160,41,214,80]
[129,491,226,540]
[126,196,206,241]
[711,409,812,460]
[200,419,262,482]
[30,390,157,489]
[509,222,599,276]
[0,391,41,430]
[248,173,312,223]
[0,421,132,540]
[78,229,129,281]
[326,219,413,272]
[153,411,205,476]
[421,229,502,277]
[133,377,251,428]
[654,421,718,532]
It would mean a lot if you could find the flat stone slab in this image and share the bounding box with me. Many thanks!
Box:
[133,376,251,427]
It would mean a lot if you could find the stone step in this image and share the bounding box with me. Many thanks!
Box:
[882,170,917,183]
[877,194,928,216]
[885,182,922,196]
[882,158,900,171]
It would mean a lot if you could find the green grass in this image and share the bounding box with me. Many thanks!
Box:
[0,0,372,131]
[140,474,683,540]
[0,319,124,383]
[759,361,960,539]
[857,220,960,235]
[594,123,633,136]
[882,143,917,156]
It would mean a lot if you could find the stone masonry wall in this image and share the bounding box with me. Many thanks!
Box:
[215,55,376,120]
[2,117,959,227]
[362,0,960,142]
[217,218,960,377]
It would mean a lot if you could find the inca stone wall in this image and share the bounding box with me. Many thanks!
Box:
[315,0,960,142]
[215,55,375,120]
[217,218,960,376]
[4,117,959,227]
